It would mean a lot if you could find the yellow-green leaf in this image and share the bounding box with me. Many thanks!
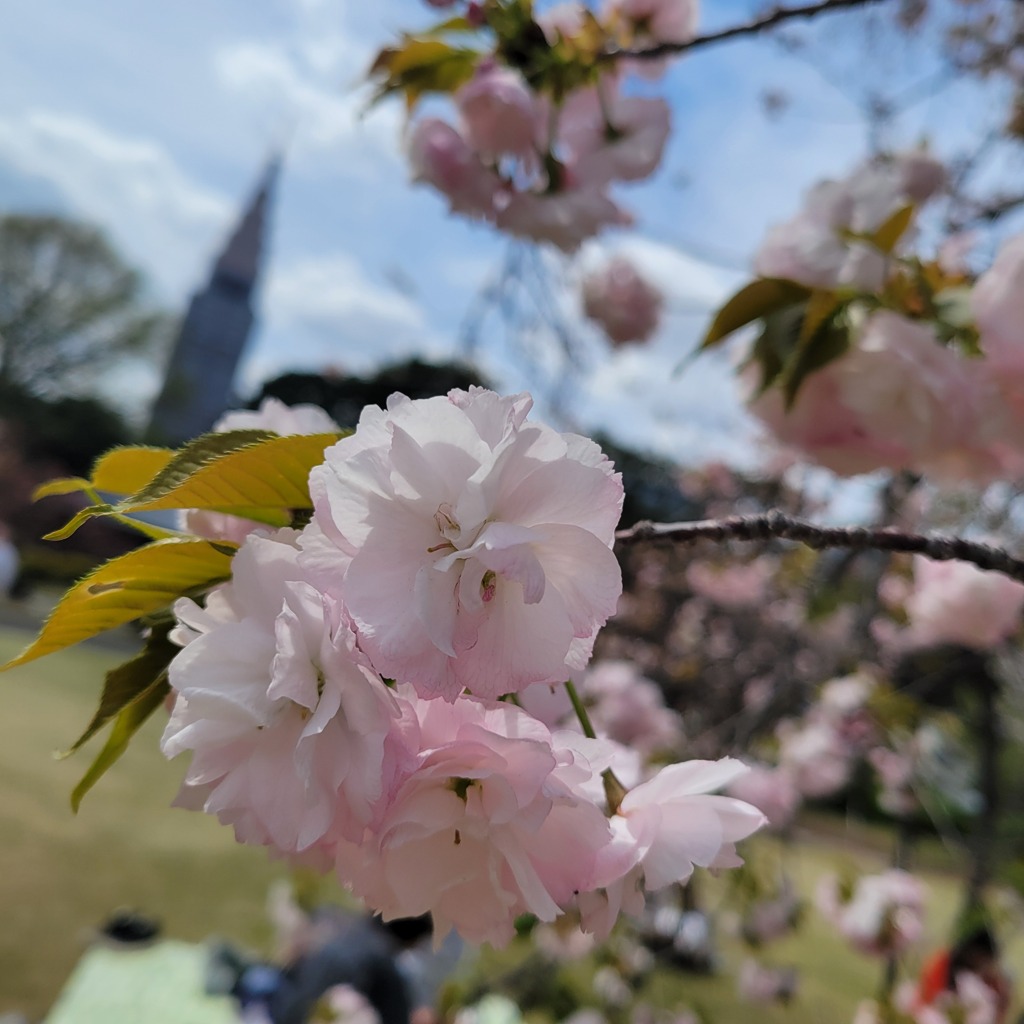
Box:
[33,477,93,500]
[368,38,479,108]
[870,204,914,255]
[92,445,175,494]
[120,431,342,517]
[0,538,234,672]
[701,278,811,350]
[71,677,169,812]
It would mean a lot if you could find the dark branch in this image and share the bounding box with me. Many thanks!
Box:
[615,510,1024,584]
[600,0,892,62]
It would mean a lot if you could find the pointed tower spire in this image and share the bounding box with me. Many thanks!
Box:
[147,155,281,445]
[213,155,280,291]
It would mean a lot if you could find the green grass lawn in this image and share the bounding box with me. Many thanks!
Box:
[0,627,286,1020]
[2,623,1023,1023]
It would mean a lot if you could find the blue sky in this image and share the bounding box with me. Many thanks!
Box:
[0,0,1011,473]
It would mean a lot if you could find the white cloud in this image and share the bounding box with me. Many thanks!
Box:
[244,252,444,388]
[214,39,402,177]
[0,110,230,297]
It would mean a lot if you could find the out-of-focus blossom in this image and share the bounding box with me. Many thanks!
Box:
[583,660,684,756]
[608,0,699,45]
[736,960,799,1004]
[560,88,672,188]
[408,118,503,220]
[685,558,773,610]
[496,187,633,253]
[902,554,1024,650]
[755,153,943,290]
[582,256,664,346]
[726,764,801,830]
[456,64,540,160]
[777,718,853,799]
[817,870,926,957]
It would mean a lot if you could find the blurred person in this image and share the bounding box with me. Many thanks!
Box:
[917,925,1012,1022]
[266,912,438,1024]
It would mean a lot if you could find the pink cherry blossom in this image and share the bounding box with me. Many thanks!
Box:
[776,718,853,799]
[816,869,926,957]
[608,0,699,45]
[619,762,768,884]
[902,554,1024,650]
[973,233,1024,369]
[559,88,671,187]
[456,64,541,160]
[726,764,801,830]
[305,388,624,701]
[746,359,911,477]
[345,695,621,946]
[408,118,503,220]
[212,396,340,436]
[583,659,683,756]
[685,558,773,610]
[582,256,664,346]
[754,154,943,290]
[495,186,633,252]
[161,529,405,854]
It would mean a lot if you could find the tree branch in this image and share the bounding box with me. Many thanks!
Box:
[600,0,893,62]
[616,510,1024,584]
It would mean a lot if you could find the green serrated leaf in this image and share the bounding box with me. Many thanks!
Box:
[701,278,811,350]
[0,538,233,671]
[71,677,169,813]
[797,289,841,347]
[64,624,178,755]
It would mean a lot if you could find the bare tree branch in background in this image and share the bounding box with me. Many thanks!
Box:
[617,509,1024,584]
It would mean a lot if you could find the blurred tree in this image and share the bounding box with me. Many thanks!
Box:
[0,214,167,398]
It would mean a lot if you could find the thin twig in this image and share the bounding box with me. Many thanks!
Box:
[599,0,892,62]
[615,510,1024,584]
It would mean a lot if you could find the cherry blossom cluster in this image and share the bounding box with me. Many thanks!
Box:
[746,153,1024,482]
[406,1,697,253]
[161,388,765,945]
[816,869,927,959]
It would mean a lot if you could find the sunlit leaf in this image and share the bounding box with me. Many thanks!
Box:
[33,477,93,500]
[0,538,234,671]
[122,430,341,514]
[368,38,480,108]
[91,446,175,494]
[701,278,811,350]
[70,677,169,813]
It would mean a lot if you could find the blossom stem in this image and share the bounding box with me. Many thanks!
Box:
[564,677,596,739]
[615,510,1024,585]
[564,678,628,814]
